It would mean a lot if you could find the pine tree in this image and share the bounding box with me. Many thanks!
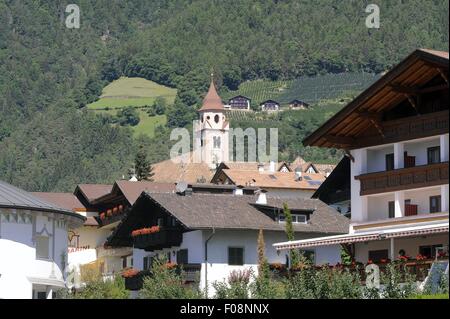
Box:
[283,203,300,269]
[134,145,154,181]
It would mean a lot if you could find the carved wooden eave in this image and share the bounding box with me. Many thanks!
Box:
[303,49,449,149]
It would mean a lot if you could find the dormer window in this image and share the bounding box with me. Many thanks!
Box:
[278,213,307,224]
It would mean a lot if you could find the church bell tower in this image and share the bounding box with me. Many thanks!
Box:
[194,76,229,168]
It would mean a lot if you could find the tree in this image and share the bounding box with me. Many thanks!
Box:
[134,145,154,181]
[117,107,140,126]
[153,97,167,115]
[283,203,300,268]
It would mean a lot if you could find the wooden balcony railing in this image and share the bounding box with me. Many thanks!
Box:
[355,161,449,196]
[356,110,449,148]
[133,228,183,251]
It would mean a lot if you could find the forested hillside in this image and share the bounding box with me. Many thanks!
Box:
[0,0,448,191]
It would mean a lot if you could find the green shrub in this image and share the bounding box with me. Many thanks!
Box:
[57,275,129,299]
[380,262,418,299]
[139,255,202,299]
[213,269,253,299]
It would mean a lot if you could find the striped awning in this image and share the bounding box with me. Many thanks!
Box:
[274,224,449,250]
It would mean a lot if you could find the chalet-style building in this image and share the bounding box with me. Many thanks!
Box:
[275,49,449,270]
[105,184,349,296]
[260,99,280,112]
[289,99,310,110]
[227,95,251,110]
[0,180,85,299]
[34,181,176,283]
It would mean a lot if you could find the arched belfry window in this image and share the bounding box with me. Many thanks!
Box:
[214,114,219,123]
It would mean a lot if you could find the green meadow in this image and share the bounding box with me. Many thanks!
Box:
[87,77,174,137]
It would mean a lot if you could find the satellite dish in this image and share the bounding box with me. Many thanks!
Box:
[176,181,188,194]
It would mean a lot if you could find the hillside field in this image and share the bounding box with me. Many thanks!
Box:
[87,77,174,137]
[222,72,380,107]
[88,77,177,109]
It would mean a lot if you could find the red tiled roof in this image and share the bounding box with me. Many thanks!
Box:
[76,184,112,202]
[31,192,86,212]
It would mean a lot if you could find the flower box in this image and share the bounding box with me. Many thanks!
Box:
[131,226,160,237]
[132,228,182,250]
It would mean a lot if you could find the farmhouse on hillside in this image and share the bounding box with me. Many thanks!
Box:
[260,99,280,112]
[226,95,251,110]
[289,99,310,110]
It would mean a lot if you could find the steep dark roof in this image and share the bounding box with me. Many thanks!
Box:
[229,95,251,101]
[312,157,350,204]
[91,180,176,206]
[107,191,349,246]
[260,99,280,105]
[289,99,309,105]
[0,180,85,221]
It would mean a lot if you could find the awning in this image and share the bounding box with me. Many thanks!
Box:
[273,224,449,250]
[27,276,66,288]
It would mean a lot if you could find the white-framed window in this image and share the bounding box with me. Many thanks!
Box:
[278,214,307,224]
[36,236,50,259]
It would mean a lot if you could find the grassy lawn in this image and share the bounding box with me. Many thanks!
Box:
[88,97,157,109]
[90,109,166,138]
[87,77,173,137]
[133,112,166,138]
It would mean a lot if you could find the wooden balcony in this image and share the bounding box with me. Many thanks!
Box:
[133,228,183,251]
[124,270,151,291]
[355,162,449,196]
[356,110,449,149]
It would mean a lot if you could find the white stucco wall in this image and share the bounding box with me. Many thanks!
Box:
[131,229,342,297]
[404,137,440,166]
[367,145,394,173]
[0,209,71,299]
